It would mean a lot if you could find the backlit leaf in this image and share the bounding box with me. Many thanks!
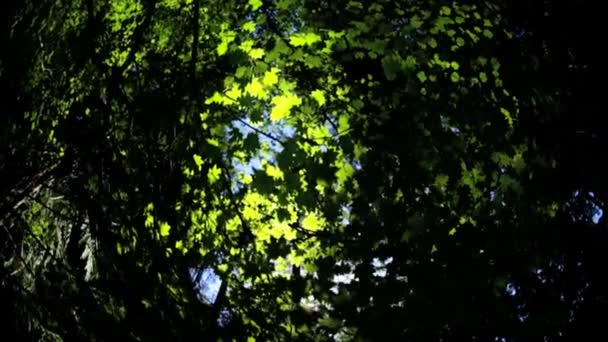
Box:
[289,32,322,46]
[270,93,302,121]
[311,89,326,106]
[160,222,171,237]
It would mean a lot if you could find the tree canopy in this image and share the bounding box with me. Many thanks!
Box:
[1,0,606,341]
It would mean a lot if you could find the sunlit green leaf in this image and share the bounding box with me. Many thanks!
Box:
[271,93,302,121]
[248,0,262,10]
[262,67,280,87]
[160,222,171,237]
[289,32,322,46]
[207,164,222,184]
[193,154,203,170]
[311,89,326,106]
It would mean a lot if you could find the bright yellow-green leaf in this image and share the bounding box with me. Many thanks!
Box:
[448,227,457,236]
[225,84,242,101]
[240,173,253,184]
[302,213,322,231]
[204,92,225,105]
[193,154,203,170]
[311,89,326,106]
[283,225,297,240]
[242,21,256,33]
[226,216,240,232]
[289,250,305,266]
[145,214,154,228]
[245,78,266,98]
[160,222,171,237]
[217,31,236,56]
[262,67,280,87]
[338,114,350,133]
[274,256,289,273]
[270,93,302,121]
[266,164,284,180]
[248,0,262,10]
[207,164,222,184]
[248,48,264,59]
[240,40,254,51]
[206,138,220,147]
[289,32,322,46]
[269,222,285,239]
[336,160,354,184]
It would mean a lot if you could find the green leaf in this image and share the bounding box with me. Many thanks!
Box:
[248,0,262,10]
[160,222,171,237]
[207,138,220,147]
[289,32,322,46]
[335,160,354,184]
[500,107,514,127]
[271,93,302,121]
[311,89,326,106]
[225,84,242,101]
[338,115,350,133]
[302,213,322,231]
[402,55,417,70]
[245,78,266,98]
[382,54,401,81]
[440,6,452,16]
[248,48,264,60]
[193,154,203,170]
[479,72,488,83]
[434,174,449,190]
[265,164,284,180]
[217,31,236,56]
[262,67,280,87]
[410,15,423,29]
[416,71,427,83]
[242,21,256,33]
[207,164,222,184]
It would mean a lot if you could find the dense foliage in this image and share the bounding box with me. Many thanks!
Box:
[1,0,606,340]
